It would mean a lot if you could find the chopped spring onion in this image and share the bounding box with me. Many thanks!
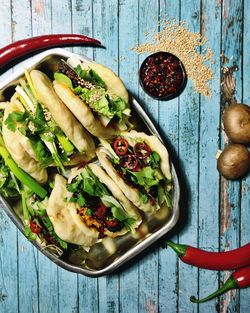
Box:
[0,135,47,198]
[15,85,35,113]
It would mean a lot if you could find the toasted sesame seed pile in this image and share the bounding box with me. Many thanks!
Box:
[132,20,214,97]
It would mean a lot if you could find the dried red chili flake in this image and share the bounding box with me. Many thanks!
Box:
[139,51,185,99]
[96,203,107,220]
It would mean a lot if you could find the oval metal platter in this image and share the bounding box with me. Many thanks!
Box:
[0,48,180,277]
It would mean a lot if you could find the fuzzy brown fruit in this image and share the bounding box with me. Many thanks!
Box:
[223,104,250,144]
[217,144,250,180]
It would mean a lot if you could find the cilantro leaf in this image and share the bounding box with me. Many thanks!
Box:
[111,206,127,221]
[74,65,106,88]
[5,111,28,131]
[150,151,161,169]
[139,192,149,204]
[77,193,86,207]
[129,167,161,188]
[0,158,20,198]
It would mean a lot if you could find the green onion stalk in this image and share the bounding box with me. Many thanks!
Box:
[0,135,47,198]
[17,70,76,171]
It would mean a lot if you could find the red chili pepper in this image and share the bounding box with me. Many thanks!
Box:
[0,34,101,69]
[190,265,250,303]
[30,221,41,234]
[124,154,139,170]
[113,138,129,156]
[166,241,250,270]
[134,142,152,159]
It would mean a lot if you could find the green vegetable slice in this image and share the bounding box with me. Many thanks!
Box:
[0,135,47,198]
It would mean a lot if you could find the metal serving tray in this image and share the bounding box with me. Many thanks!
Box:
[0,48,180,277]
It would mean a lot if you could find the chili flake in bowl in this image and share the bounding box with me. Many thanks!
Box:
[139,51,186,100]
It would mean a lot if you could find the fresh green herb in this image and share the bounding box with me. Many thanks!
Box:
[77,193,86,207]
[129,167,162,189]
[85,208,92,216]
[89,69,106,88]
[5,111,28,131]
[111,206,127,221]
[164,191,172,208]
[0,135,47,198]
[35,102,46,122]
[74,65,106,89]
[109,97,128,122]
[68,196,76,203]
[139,192,149,204]
[150,151,161,169]
[123,217,136,230]
[66,179,82,193]
[81,167,110,197]
[0,159,20,198]
[29,137,52,167]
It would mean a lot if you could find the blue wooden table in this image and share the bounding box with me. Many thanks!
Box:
[0,0,249,312]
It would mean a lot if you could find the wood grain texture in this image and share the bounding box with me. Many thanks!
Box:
[118,1,140,312]
[220,1,243,312]
[178,0,200,312]
[0,0,249,312]
[137,2,160,313]
[198,1,221,312]
[158,1,180,312]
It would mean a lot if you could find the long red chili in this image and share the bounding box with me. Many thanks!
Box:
[166,241,250,270]
[190,265,250,303]
[0,34,101,69]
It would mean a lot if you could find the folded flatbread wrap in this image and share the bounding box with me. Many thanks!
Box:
[96,130,172,214]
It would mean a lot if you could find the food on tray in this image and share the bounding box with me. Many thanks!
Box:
[21,187,68,253]
[53,57,131,138]
[217,144,250,180]
[2,70,95,182]
[96,130,172,214]
[0,52,175,269]
[2,100,48,183]
[30,70,95,157]
[48,163,141,248]
[223,103,250,144]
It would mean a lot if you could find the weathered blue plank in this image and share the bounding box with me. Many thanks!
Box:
[220,1,243,312]
[72,0,94,59]
[0,1,19,312]
[138,2,159,313]
[198,1,221,312]
[118,1,139,312]
[240,0,250,310]
[178,0,200,312]
[92,1,120,312]
[158,1,180,312]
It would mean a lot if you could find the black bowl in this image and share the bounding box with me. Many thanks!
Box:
[139,51,186,101]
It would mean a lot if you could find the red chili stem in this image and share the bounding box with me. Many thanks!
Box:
[0,34,101,69]
[190,265,250,303]
[166,241,250,270]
